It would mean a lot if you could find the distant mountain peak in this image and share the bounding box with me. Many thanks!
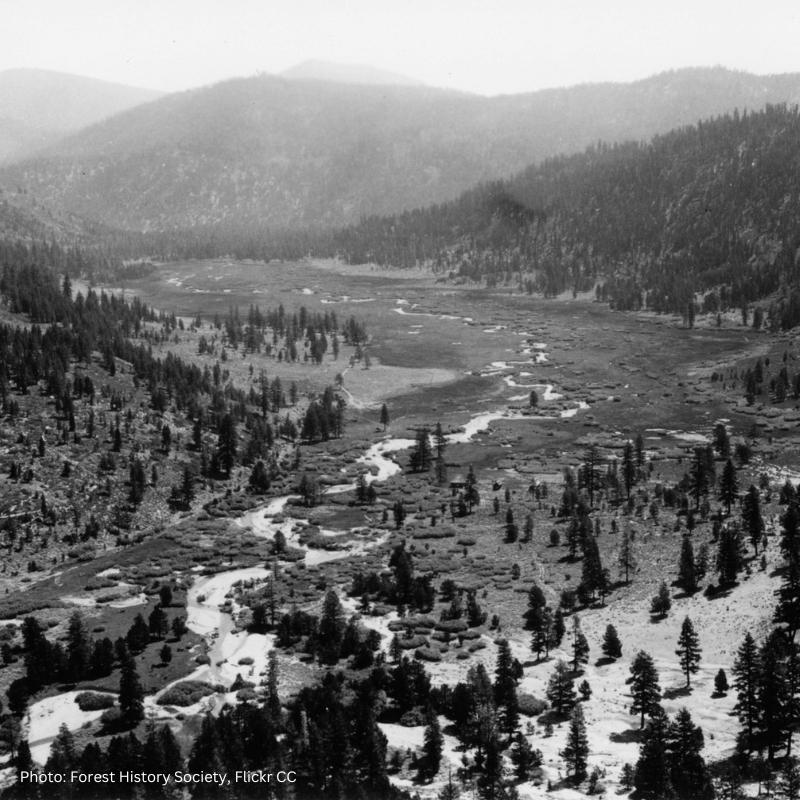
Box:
[279,59,424,87]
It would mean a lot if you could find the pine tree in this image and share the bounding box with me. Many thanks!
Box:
[678,535,698,593]
[635,432,646,468]
[714,669,729,696]
[560,703,590,784]
[732,632,761,750]
[717,524,745,587]
[650,581,671,618]
[621,441,637,499]
[119,655,144,726]
[494,639,520,738]
[464,465,480,511]
[602,624,622,660]
[742,484,765,555]
[688,446,710,509]
[675,616,702,687]
[571,616,590,673]
[546,659,576,714]
[719,458,739,515]
[580,444,603,507]
[779,756,800,800]
[318,590,346,664]
[634,706,672,798]
[216,413,238,477]
[630,651,662,728]
[380,403,390,431]
[477,734,506,800]
[510,731,539,782]
[669,707,714,800]
[422,706,444,780]
[409,427,433,472]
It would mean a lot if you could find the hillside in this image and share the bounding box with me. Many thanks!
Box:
[328,102,800,325]
[0,68,163,162]
[5,67,800,231]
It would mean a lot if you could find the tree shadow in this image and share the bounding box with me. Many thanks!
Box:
[609,728,642,744]
[595,656,616,668]
[663,685,691,700]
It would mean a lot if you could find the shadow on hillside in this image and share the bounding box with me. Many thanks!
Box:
[594,656,617,668]
[610,728,642,744]
[663,685,691,700]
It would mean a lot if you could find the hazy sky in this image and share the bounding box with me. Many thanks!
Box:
[2,0,799,95]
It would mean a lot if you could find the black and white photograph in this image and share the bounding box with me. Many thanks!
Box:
[1,1,800,797]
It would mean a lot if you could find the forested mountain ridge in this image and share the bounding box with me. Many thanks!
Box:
[328,103,800,327]
[5,67,800,231]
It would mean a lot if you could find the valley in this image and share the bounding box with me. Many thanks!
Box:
[0,253,794,798]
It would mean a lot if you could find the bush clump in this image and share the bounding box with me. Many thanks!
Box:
[517,693,548,717]
[157,681,221,707]
[75,692,116,711]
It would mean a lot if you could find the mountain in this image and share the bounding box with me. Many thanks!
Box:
[328,103,800,325]
[0,69,163,162]
[4,67,800,232]
[279,59,424,87]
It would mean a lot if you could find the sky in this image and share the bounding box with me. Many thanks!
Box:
[1,0,799,96]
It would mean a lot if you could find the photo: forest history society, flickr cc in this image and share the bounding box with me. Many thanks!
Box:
[19,770,297,786]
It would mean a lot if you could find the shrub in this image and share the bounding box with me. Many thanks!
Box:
[415,647,442,662]
[236,688,259,702]
[517,693,548,717]
[75,692,116,712]
[157,681,221,707]
[238,656,255,666]
[398,708,425,727]
[100,707,123,728]
[195,654,211,665]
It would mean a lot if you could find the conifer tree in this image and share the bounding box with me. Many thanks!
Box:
[621,441,637,499]
[580,444,603,507]
[510,731,539,783]
[119,655,144,726]
[380,403,390,431]
[688,446,710,509]
[719,458,739,515]
[675,616,702,688]
[732,632,761,750]
[742,484,765,555]
[560,703,590,784]
[216,413,238,477]
[779,756,800,800]
[464,465,480,511]
[571,616,590,673]
[602,624,622,660]
[714,669,729,696]
[422,706,444,780]
[650,581,671,618]
[477,735,506,800]
[546,660,576,714]
[318,590,346,664]
[630,651,662,728]
[635,433,645,468]
[634,706,672,798]
[494,638,520,739]
[717,524,745,587]
[678,535,698,593]
[669,707,714,800]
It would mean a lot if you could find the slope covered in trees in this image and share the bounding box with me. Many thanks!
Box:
[5,67,800,233]
[329,103,800,324]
